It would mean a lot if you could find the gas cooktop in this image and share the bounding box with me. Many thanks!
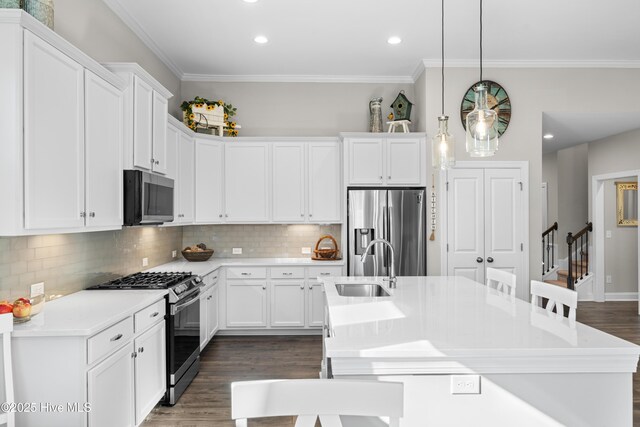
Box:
[91,272,193,289]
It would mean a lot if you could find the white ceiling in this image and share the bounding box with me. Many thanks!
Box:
[542,112,640,154]
[103,0,640,82]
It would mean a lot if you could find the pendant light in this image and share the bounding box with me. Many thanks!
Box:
[432,0,455,170]
[465,0,499,157]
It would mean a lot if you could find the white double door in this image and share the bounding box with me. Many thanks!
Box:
[447,167,525,296]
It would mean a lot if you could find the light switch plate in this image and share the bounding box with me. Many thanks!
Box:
[232,248,243,255]
[606,230,612,238]
[172,250,177,258]
[30,282,44,298]
[142,257,149,267]
[301,247,311,254]
[451,375,481,394]
[606,275,612,284]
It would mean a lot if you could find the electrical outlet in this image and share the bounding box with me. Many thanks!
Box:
[301,247,311,255]
[172,250,177,258]
[606,275,612,284]
[30,282,44,298]
[606,230,612,238]
[451,375,481,394]
[142,257,149,267]
[232,248,242,255]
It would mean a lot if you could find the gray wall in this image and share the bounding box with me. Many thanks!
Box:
[542,151,559,230]
[53,0,182,116]
[603,178,638,294]
[181,81,416,136]
[413,69,427,133]
[557,143,589,258]
[421,67,640,291]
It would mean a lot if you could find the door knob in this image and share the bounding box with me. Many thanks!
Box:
[487,257,494,263]
[476,257,484,263]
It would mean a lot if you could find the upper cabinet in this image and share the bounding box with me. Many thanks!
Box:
[308,141,341,223]
[103,63,172,175]
[225,142,270,222]
[0,12,126,236]
[195,138,224,223]
[342,133,426,187]
[166,117,195,226]
[272,143,305,222]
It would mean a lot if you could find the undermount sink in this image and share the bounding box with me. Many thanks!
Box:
[335,283,390,297]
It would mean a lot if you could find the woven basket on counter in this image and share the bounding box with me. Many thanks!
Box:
[182,249,214,262]
[311,235,340,260]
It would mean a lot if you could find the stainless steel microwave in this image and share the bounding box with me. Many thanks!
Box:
[123,170,174,225]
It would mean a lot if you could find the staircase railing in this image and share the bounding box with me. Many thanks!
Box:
[566,222,593,290]
[542,222,558,275]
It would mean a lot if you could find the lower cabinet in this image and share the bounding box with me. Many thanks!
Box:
[227,280,268,327]
[271,281,306,327]
[307,282,325,327]
[134,321,166,425]
[200,279,220,350]
[87,344,135,427]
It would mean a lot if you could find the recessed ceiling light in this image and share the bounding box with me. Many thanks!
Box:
[254,35,268,44]
[543,133,554,139]
[243,0,258,3]
[387,36,402,45]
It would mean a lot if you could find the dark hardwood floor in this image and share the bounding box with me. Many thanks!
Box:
[143,302,640,426]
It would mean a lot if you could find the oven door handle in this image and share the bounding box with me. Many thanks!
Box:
[171,289,201,315]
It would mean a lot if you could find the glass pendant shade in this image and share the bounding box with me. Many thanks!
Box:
[432,116,455,170]
[465,84,499,157]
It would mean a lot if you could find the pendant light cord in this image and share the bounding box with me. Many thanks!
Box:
[479,0,483,82]
[441,0,445,115]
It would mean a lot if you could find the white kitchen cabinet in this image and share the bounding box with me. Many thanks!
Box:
[23,30,86,230]
[308,141,341,222]
[176,133,195,223]
[84,70,123,229]
[87,344,135,427]
[208,285,219,340]
[134,321,166,425]
[347,138,384,185]
[272,143,305,222]
[271,281,306,327]
[165,123,179,181]
[199,286,209,350]
[224,143,270,222]
[226,280,268,327]
[200,273,220,350]
[195,138,225,223]
[343,134,425,186]
[103,63,173,175]
[151,91,168,174]
[307,282,325,327]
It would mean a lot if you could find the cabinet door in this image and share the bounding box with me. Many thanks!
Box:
[195,139,224,223]
[224,143,269,222]
[226,281,267,327]
[165,124,179,181]
[134,321,166,425]
[208,285,219,340]
[151,92,168,174]
[199,287,209,350]
[177,134,195,223]
[348,138,383,185]
[271,281,305,328]
[308,142,341,222]
[85,70,123,228]
[24,31,85,230]
[272,143,305,222]
[87,344,134,427]
[387,138,421,185]
[307,281,325,327]
[133,76,153,170]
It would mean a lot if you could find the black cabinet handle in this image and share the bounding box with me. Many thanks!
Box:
[476,257,483,263]
[487,257,494,263]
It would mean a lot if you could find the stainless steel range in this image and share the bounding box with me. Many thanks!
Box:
[90,271,201,405]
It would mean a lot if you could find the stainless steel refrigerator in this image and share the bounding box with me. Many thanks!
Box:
[348,189,426,277]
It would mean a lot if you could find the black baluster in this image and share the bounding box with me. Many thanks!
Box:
[567,232,574,290]
[551,229,555,269]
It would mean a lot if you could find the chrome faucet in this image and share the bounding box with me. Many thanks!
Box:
[360,238,397,288]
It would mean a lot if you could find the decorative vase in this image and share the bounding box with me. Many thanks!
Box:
[21,0,54,30]
[369,97,383,133]
[0,0,20,8]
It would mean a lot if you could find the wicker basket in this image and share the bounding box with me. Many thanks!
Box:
[182,249,214,262]
[312,235,340,260]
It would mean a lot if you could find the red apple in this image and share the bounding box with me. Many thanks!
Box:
[12,299,31,318]
[0,301,13,315]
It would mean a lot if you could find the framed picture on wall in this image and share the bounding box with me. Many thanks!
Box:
[616,181,638,227]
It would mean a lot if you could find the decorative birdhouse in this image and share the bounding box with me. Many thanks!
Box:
[390,91,413,121]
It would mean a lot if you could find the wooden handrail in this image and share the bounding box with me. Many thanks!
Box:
[543,222,558,238]
[566,222,593,290]
[566,222,593,245]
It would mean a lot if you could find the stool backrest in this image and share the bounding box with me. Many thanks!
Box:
[486,268,517,296]
[530,280,577,321]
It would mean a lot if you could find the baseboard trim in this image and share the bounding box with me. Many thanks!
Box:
[605,292,639,301]
[217,329,322,336]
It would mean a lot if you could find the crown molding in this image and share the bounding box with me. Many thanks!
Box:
[181,73,415,84]
[101,0,183,79]
[421,58,640,69]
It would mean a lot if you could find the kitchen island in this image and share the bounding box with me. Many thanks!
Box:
[321,276,640,426]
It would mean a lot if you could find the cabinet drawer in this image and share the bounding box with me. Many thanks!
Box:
[88,316,134,365]
[227,267,267,280]
[270,267,305,279]
[202,270,220,287]
[308,266,344,281]
[134,298,166,333]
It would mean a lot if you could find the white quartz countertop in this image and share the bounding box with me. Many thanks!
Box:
[148,257,345,277]
[322,276,640,374]
[12,290,168,338]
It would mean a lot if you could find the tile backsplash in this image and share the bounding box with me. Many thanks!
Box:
[0,227,183,300]
[182,224,342,258]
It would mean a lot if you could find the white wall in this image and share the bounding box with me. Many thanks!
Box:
[422,67,640,286]
[181,81,416,136]
[542,151,558,229]
[53,0,182,116]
